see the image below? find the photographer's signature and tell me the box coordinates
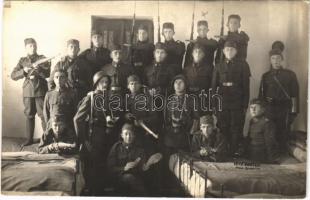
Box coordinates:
[234,160,260,170]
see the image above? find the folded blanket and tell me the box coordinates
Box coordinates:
[287,144,307,162]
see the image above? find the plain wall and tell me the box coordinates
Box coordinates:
[2,1,308,138]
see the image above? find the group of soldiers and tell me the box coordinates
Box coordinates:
[11,14,299,196]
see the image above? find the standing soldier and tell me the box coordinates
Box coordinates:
[184,20,219,67]
[74,71,119,195]
[11,38,51,146]
[143,42,176,96]
[132,25,155,80]
[43,69,78,130]
[162,22,185,73]
[216,14,249,63]
[183,43,213,115]
[79,30,112,77]
[49,39,92,102]
[101,44,134,94]
[212,40,251,157]
[259,48,299,153]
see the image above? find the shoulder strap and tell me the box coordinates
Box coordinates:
[273,75,291,100]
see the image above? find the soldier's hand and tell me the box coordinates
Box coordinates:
[84,141,92,152]
[87,91,94,96]
[125,113,135,121]
[134,119,142,127]
[124,161,139,171]
[29,75,35,80]
[200,148,208,156]
[23,66,32,73]
[32,63,39,69]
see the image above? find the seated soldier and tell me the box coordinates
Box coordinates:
[107,123,160,196]
[191,115,227,162]
[38,115,77,154]
[245,98,279,164]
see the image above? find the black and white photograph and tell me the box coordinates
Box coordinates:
[1,0,308,198]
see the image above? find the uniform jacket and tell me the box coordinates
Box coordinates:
[11,54,51,97]
[164,39,186,73]
[79,47,112,76]
[184,37,218,66]
[191,129,227,162]
[212,58,251,110]
[43,88,78,124]
[38,127,77,154]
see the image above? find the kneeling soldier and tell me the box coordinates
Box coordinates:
[245,98,279,163]
[38,115,77,154]
[191,115,227,162]
[74,71,119,195]
[11,38,51,146]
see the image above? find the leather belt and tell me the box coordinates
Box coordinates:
[111,86,122,91]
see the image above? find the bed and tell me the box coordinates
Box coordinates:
[1,137,84,196]
[169,152,306,198]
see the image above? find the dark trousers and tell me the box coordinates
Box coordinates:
[115,173,147,196]
[216,109,245,154]
[23,97,46,141]
[266,103,291,153]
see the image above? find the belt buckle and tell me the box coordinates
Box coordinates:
[223,82,233,87]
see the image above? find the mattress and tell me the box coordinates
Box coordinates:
[1,151,84,195]
[169,152,306,198]
[2,137,39,152]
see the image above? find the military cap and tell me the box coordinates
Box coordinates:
[192,43,206,52]
[272,41,285,52]
[154,42,167,51]
[138,24,148,31]
[171,74,187,89]
[228,14,241,21]
[91,30,102,36]
[269,48,283,58]
[93,71,110,87]
[24,38,36,45]
[110,43,122,52]
[51,115,66,123]
[197,20,208,27]
[127,74,141,84]
[122,123,135,132]
[250,98,267,108]
[163,22,174,30]
[200,115,214,125]
[224,40,237,49]
[67,39,80,47]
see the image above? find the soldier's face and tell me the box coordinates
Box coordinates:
[128,81,141,94]
[25,43,37,55]
[223,47,237,60]
[200,124,213,137]
[227,18,240,32]
[250,104,264,118]
[54,72,67,88]
[121,129,135,144]
[154,49,167,63]
[52,122,65,138]
[97,77,109,91]
[137,29,148,42]
[111,50,122,63]
[270,55,283,69]
[67,44,80,58]
[174,79,186,93]
[192,49,205,63]
[162,28,174,41]
[91,34,103,48]
[197,25,209,38]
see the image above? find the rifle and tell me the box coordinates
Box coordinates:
[219,0,225,61]
[124,0,136,64]
[185,0,196,43]
[27,54,59,77]
[157,0,161,42]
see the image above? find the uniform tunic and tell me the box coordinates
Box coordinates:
[184,37,218,66]
[163,39,186,73]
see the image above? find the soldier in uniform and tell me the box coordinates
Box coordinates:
[101,44,135,93]
[74,71,119,195]
[107,123,147,196]
[191,115,227,162]
[245,98,279,163]
[259,49,299,153]
[49,39,92,102]
[143,42,176,96]
[43,68,78,129]
[11,38,51,146]
[183,43,213,115]
[132,25,155,80]
[212,40,251,156]
[38,115,77,154]
[162,22,185,73]
[216,14,250,63]
[79,30,112,77]
[184,20,219,67]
